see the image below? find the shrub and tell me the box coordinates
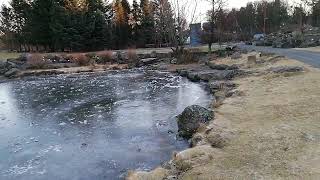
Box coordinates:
[71,53,91,66]
[85,52,99,65]
[174,49,195,64]
[127,49,139,62]
[150,50,157,58]
[97,50,114,64]
[85,52,96,59]
[127,49,139,68]
[27,53,48,69]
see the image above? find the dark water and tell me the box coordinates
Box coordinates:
[0,69,211,180]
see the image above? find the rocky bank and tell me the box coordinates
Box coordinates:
[127,51,319,180]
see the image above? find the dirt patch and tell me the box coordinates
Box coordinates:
[127,53,320,179]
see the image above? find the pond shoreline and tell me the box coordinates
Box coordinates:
[0,65,214,179]
[128,52,320,179]
[1,54,241,179]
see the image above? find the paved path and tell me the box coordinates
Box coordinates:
[239,44,320,68]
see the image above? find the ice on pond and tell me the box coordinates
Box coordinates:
[0,69,212,180]
[58,122,66,126]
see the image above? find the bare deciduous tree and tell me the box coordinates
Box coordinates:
[169,0,198,60]
[205,0,227,51]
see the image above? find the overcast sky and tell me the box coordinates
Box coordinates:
[0,0,302,22]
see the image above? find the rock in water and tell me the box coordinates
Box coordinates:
[177,105,214,138]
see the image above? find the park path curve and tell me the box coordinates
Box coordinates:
[239,44,320,68]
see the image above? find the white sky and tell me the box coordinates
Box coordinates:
[0,0,302,22]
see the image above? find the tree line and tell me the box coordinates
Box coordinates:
[0,0,175,52]
[1,0,320,52]
[204,0,320,46]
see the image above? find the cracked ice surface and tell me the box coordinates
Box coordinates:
[0,69,212,180]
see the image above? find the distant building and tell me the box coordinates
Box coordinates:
[189,23,202,46]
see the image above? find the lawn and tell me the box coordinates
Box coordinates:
[0,52,21,61]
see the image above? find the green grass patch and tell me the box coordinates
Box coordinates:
[0,52,21,61]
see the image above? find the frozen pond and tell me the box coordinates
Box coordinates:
[0,70,212,180]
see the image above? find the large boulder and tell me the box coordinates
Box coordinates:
[177,105,214,138]
[183,69,242,82]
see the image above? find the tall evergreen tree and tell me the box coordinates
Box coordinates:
[153,0,174,46]
[9,0,30,51]
[311,0,320,26]
[139,0,155,46]
[0,5,15,50]
[113,0,131,48]
[131,0,143,46]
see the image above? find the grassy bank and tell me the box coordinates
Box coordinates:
[0,52,20,61]
[128,53,320,179]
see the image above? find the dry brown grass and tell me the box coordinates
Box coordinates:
[71,53,91,66]
[26,53,47,69]
[97,50,114,64]
[128,54,320,180]
[127,49,139,62]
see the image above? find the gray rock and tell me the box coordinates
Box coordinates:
[268,66,304,73]
[197,70,237,81]
[208,81,236,94]
[4,68,20,78]
[206,62,238,70]
[138,53,151,59]
[150,51,157,58]
[230,52,242,59]
[140,58,158,66]
[184,69,242,82]
[115,52,127,64]
[0,61,6,68]
[177,105,214,138]
[17,53,31,62]
[6,60,19,68]
[170,58,177,64]
[176,69,188,77]
[0,61,7,74]
[190,133,206,147]
[187,72,200,82]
